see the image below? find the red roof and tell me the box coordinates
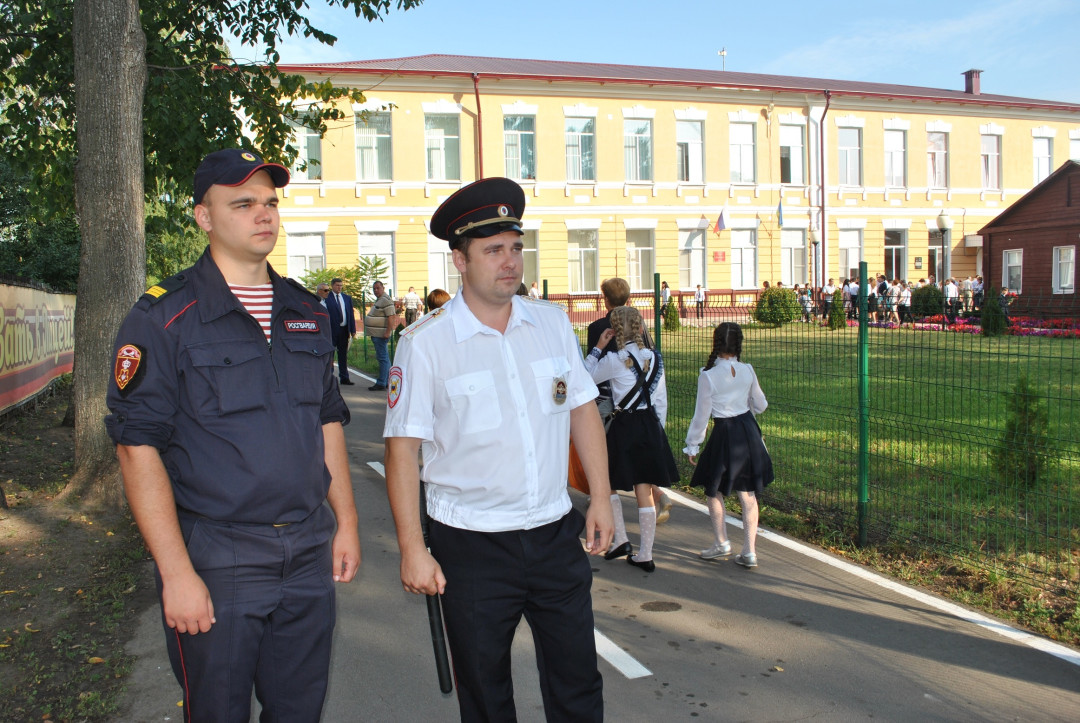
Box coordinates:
[279,54,1080,111]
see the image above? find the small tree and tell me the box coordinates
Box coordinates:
[827,289,847,329]
[662,298,681,331]
[752,287,802,326]
[298,256,389,302]
[911,284,944,319]
[980,286,1008,337]
[992,372,1050,487]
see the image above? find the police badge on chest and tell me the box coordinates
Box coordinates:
[552,376,567,406]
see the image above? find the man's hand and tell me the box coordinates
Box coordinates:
[400,545,446,596]
[161,570,216,634]
[596,328,615,350]
[584,494,614,556]
[332,525,361,583]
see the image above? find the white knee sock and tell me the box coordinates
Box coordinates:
[635,507,657,562]
[707,496,728,546]
[609,494,628,547]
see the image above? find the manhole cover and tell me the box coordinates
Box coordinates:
[640,601,682,612]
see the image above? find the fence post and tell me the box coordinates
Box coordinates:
[653,273,662,355]
[857,261,869,546]
[542,279,548,300]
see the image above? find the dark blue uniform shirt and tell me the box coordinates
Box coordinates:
[105,248,349,523]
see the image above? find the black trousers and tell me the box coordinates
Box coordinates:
[429,510,603,723]
[161,506,336,723]
[332,331,350,381]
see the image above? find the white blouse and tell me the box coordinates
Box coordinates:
[584,342,668,428]
[683,358,768,456]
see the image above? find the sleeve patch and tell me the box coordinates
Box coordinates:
[114,344,145,394]
[387,366,403,408]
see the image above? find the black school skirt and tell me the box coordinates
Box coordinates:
[606,408,680,492]
[689,411,774,497]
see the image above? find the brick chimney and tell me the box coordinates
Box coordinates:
[963,69,983,95]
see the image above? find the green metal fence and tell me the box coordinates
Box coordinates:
[564,271,1079,597]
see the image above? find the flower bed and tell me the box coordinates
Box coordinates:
[836,315,1080,337]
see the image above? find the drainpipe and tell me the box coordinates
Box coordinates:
[818,90,831,288]
[472,73,484,178]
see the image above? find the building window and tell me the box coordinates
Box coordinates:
[928,231,945,282]
[504,115,536,180]
[837,229,863,281]
[565,118,596,181]
[355,112,392,181]
[1071,138,1080,161]
[288,119,322,181]
[884,230,906,282]
[981,134,1002,190]
[1053,246,1075,294]
[568,229,599,292]
[521,230,539,288]
[425,114,460,181]
[780,230,807,286]
[729,123,756,184]
[883,130,906,188]
[358,232,395,291]
[1033,137,1053,184]
[428,235,461,296]
[286,233,325,280]
[730,229,757,289]
[625,229,655,291]
[1003,249,1022,293]
[678,228,706,289]
[838,128,862,186]
[676,120,704,183]
[623,119,653,182]
[926,131,948,189]
[780,124,805,185]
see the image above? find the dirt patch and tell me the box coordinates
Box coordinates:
[0,387,154,721]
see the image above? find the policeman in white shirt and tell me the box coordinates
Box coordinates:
[383,177,614,722]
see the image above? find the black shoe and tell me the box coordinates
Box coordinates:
[340,379,354,385]
[604,541,632,561]
[626,556,655,573]
[368,384,387,391]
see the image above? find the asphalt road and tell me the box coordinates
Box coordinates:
[118,372,1080,722]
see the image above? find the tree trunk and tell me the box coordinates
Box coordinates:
[64,0,147,507]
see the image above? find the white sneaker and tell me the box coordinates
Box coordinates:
[699,540,732,560]
[734,553,758,568]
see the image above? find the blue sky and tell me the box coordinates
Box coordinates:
[241,0,1080,103]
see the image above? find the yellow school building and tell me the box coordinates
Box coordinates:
[272,55,1080,298]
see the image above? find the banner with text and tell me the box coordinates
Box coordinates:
[0,284,76,413]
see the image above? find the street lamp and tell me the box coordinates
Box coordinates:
[809,228,820,290]
[937,210,954,326]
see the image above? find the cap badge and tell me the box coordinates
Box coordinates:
[552,376,567,406]
[498,205,509,217]
[241,152,257,161]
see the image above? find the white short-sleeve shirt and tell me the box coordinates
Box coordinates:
[384,293,598,532]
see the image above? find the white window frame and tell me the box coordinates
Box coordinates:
[424,114,461,182]
[625,229,655,291]
[780,229,807,286]
[623,118,653,182]
[1053,246,1074,294]
[285,232,325,280]
[981,134,1002,190]
[676,120,704,184]
[568,228,600,292]
[565,117,596,182]
[729,122,756,184]
[521,229,540,287]
[779,124,805,185]
[1033,136,1053,185]
[427,233,461,296]
[1003,249,1023,294]
[504,115,537,181]
[288,119,322,182]
[357,230,396,292]
[1071,131,1080,161]
[837,127,862,187]
[355,111,392,182]
[678,227,707,290]
[837,229,864,281]
[883,129,906,189]
[730,229,757,290]
[927,131,949,189]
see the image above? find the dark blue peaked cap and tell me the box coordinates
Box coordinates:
[430,177,525,249]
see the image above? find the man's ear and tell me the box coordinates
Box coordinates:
[451,248,468,274]
[194,203,212,233]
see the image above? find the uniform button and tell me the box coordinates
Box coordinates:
[224,358,232,365]
[469,385,475,391]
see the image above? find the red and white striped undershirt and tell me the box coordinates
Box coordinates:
[229,284,273,342]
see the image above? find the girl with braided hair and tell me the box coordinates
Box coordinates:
[684,322,773,568]
[585,305,678,573]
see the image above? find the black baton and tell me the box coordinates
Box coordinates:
[420,482,454,695]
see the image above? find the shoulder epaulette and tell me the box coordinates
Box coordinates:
[283,276,319,300]
[521,296,564,310]
[399,306,448,338]
[140,273,187,305]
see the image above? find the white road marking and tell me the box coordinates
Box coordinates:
[366,460,654,678]
[663,488,1080,667]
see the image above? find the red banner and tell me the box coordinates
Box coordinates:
[0,284,76,413]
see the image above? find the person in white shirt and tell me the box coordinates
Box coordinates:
[528,280,541,299]
[584,305,678,573]
[944,277,960,322]
[383,177,613,722]
[684,322,773,568]
[402,286,422,325]
[822,278,837,318]
[694,284,706,320]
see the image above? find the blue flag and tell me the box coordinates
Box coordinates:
[777,200,784,229]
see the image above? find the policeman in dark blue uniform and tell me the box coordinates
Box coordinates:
[106,149,360,722]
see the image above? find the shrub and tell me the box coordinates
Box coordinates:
[752,287,802,326]
[827,289,847,329]
[911,284,944,319]
[662,299,681,331]
[979,286,1008,336]
[991,371,1050,487]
